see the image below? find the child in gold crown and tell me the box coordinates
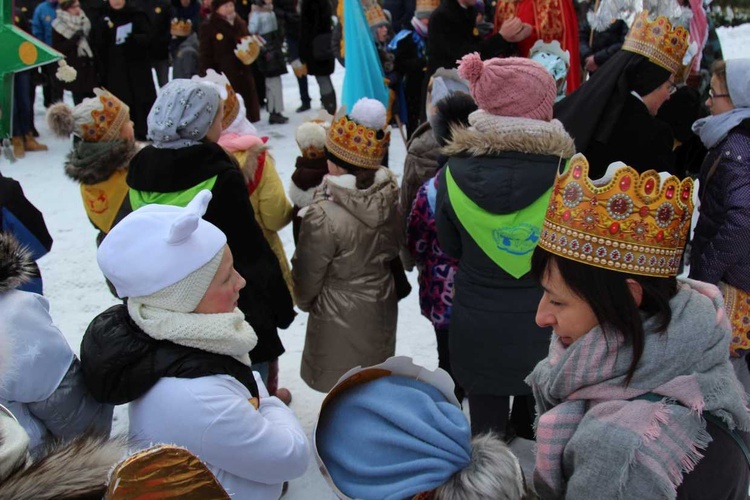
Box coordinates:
[47,88,137,257]
[292,98,403,392]
[289,120,329,244]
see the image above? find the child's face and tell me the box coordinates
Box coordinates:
[204,101,225,143]
[376,25,388,43]
[118,116,135,141]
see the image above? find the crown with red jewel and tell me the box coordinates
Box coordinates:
[538,154,695,277]
[622,10,689,75]
[80,89,130,143]
[170,18,192,37]
[326,105,390,171]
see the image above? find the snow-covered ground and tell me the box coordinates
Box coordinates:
[1,24,746,498]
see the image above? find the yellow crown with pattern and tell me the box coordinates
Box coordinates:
[622,10,689,75]
[221,83,240,130]
[362,0,388,28]
[326,112,390,170]
[170,18,192,37]
[80,89,130,143]
[538,154,695,277]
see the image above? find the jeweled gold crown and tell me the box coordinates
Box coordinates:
[170,18,192,37]
[539,154,695,277]
[362,0,387,28]
[326,114,390,170]
[80,89,130,143]
[622,10,689,75]
[221,83,239,130]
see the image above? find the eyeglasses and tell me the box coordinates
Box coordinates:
[708,88,730,100]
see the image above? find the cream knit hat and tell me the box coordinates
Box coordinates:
[97,190,227,303]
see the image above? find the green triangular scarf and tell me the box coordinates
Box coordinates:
[445,166,551,279]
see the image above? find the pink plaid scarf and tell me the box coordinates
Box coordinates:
[526,279,750,499]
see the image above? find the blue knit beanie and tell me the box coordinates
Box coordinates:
[316,375,472,500]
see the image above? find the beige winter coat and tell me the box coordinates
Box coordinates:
[292,168,402,392]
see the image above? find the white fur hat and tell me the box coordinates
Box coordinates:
[97,190,227,299]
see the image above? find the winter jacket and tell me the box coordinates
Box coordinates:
[199,14,261,122]
[407,172,458,330]
[289,155,328,244]
[399,120,441,244]
[90,3,156,140]
[584,93,676,180]
[131,0,172,61]
[578,18,628,70]
[391,29,427,138]
[80,305,310,499]
[426,0,512,76]
[436,122,575,395]
[248,4,287,78]
[231,142,294,297]
[690,119,750,293]
[32,0,56,45]
[51,18,98,95]
[0,236,112,452]
[168,0,201,57]
[0,173,52,295]
[126,142,294,364]
[292,168,402,392]
[298,0,335,76]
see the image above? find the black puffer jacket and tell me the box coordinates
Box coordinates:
[690,119,750,292]
[436,121,575,395]
[80,305,259,405]
[126,142,294,364]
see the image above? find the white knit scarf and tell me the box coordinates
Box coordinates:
[52,10,94,58]
[127,300,257,366]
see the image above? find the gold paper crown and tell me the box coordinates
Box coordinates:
[326,114,390,170]
[362,0,388,28]
[415,0,438,17]
[538,154,695,277]
[80,89,130,143]
[622,10,689,74]
[170,18,192,37]
[221,83,239,130]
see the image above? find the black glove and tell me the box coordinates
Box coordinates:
[72,30,85,41]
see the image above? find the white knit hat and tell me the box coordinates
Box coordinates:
[98,190,227,300]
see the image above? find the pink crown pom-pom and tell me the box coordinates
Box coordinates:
[457,52,484,83]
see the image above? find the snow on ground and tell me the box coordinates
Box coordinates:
[1,24,746,498]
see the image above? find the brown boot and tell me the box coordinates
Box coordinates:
[11,136,25,159]
[24,133,48,152]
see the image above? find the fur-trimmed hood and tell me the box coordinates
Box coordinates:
[316,168,400,229]
[441,119,572,214]
[65,140,138,185]
[0,234,35,294]
[441,118,575,158]
[0,434,127,499]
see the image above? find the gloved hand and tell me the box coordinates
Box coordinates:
[499,16,532,43]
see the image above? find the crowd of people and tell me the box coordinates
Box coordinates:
[1,0,750,498]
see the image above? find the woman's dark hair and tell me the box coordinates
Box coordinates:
[530,247,678,384]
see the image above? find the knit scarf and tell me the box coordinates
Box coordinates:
[52,10,93,58]
[292,156,328,190]
[127,301,257,367]
[692,107,750,149]
[526,279,750,499]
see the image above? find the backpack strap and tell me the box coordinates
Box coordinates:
[630,392,750,468]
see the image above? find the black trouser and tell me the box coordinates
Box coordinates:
[468,393,536,440]
[435,327,464,401]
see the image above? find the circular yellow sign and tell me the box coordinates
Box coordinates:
[18,41,38,66]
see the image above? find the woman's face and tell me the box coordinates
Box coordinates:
[194,246,246,314]
[66,1,82,15]
[706,74,735,116]
[642,75,675,116]
[204,101,224,143]
[216,1,235,18]
[535,260,599,346]
[376,25,388,43]
[109,0,125,10]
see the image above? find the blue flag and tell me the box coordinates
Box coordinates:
[341,0,389,110]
